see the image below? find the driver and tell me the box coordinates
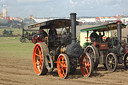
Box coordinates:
[90,30,99,42]
[32,27,48,44]
[38,28,48,38]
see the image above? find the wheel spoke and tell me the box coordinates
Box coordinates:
[62,69,65,76]
[86,62,90,67]
[35,53,40,57]
[110,64,112,68]
[62,57,65,63]
[35,55,42,72]
[112,61,115,64]
[111,57,114,61]
[112,64,115,69]
[35,61,39,66]
[35,60,42,72]
[108,63,111,67]
[37,46,42,55]
[85,67,89,74]
[40,57,43,62]
[108,57,111,61]
[59,59,63,66]
[89,49,92,54]
[39,64,42,70]
[63,63,67,68]
[58,67,62,73]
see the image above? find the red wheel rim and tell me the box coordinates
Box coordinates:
[33,43,43,74]
[57,55,67,78]
[80,54,91,77]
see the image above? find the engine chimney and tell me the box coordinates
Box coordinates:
[117,21,122,47]
[66,13,83,58]
[70,13,76,43]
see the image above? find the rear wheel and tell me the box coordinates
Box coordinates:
[33,43,48,75]
[106,53,117,72]
[124,53,128,70]
[80,53,93,77]
[57,54,70,79]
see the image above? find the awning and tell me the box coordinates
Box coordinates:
[28,19,79,29]
[80,23,126,32]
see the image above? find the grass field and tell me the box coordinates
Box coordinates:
[0,37,34,59]
[0,27,34,60]
[0,28,22,35]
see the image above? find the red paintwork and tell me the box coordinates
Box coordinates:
[126,49,128,54]
[93,41,108,50]
[32,36,43,44]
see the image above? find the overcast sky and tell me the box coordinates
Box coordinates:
[0,0,127,18]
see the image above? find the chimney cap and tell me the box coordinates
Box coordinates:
[70,13,77,15]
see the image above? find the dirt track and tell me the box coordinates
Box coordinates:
[1,55,128,85]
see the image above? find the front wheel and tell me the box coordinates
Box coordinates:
[80,53,93,77]
[106,53,118,72]
[57,54,70,79]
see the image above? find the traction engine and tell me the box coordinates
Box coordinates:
[32,13,93,79]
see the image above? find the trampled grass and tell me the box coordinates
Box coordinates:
[0,37,35,59]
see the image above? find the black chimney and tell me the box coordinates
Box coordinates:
[117,22,122,47]
[66,13,83,58]
[70,13,76,43]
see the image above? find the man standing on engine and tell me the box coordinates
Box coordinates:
[38,27,48,38]
[32,27,48,44]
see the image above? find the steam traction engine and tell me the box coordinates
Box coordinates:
[30,13,93,79]
[80,21,128,73]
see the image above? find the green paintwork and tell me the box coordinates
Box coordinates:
[80,23,126,32]
[81,25,107,32]
[83,42,92,48]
